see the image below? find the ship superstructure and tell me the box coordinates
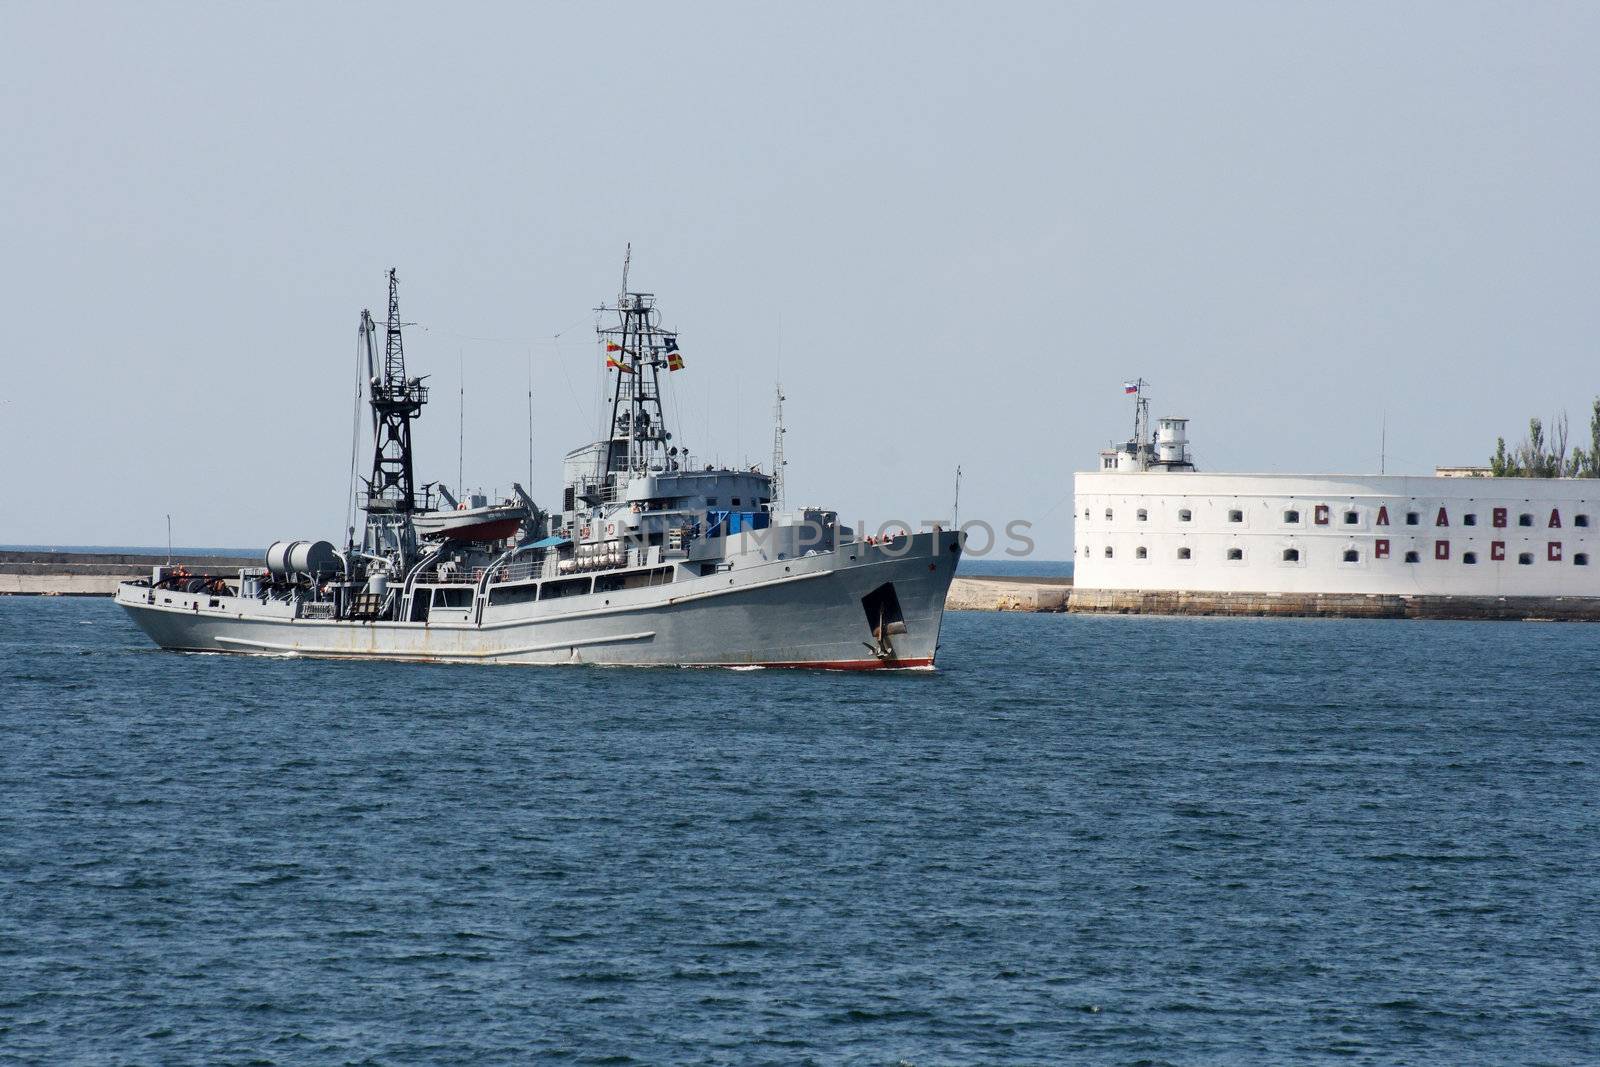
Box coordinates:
[116,266,960,667]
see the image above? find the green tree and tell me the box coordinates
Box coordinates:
[1491,436,1513,476]
[1589,398,1600,477]
[1490,398,1600,477]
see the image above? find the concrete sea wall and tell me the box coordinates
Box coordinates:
[946,575,1072,613]
[0,551,256,596]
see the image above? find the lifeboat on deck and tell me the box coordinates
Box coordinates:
[412,496,529,543]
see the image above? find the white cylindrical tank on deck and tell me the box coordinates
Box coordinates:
[266,539,339,577]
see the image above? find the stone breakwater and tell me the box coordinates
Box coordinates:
[0,551,256,596]
[946,575,1073,612]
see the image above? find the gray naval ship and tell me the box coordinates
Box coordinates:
[117,268,961,668]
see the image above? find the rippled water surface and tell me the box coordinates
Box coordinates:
[3,598,1598,1064]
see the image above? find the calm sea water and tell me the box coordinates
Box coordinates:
[2,598,1597,1065]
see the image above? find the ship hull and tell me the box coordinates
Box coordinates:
[116,531,959,669]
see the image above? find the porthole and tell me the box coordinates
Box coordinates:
[1462,552,1477,565]
[1282,548,1300,562]
[1403,551,1420,563]
[1342,549,1358,562]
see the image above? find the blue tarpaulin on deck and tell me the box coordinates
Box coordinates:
[524,535,570,548]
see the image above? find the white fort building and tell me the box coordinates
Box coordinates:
[1072,386,1600,613]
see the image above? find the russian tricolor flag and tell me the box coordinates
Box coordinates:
[1123,381,1139,395]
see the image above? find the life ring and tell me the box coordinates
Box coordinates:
[580,525,591,538]
[457,502,469,511]
[606,522,616,537]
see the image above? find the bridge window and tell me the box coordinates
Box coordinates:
[488,582,539,607]
[540,576,594,600]
[1282,548,1300,562]
[1226,548,1243,561]
[1283,509,1300,524]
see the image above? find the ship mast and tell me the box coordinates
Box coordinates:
[365,268,428,514]
[596,248,673,479]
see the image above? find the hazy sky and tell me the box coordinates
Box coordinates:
[3,2,1597,557]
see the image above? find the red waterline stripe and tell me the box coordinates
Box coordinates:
[738,657,935,671]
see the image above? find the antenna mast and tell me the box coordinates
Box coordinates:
[1127,377,1151,469]
[771,382,787,509]
[458,350,464,496]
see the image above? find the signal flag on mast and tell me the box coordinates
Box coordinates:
[665,336,685,372]
[604,341,634,373]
